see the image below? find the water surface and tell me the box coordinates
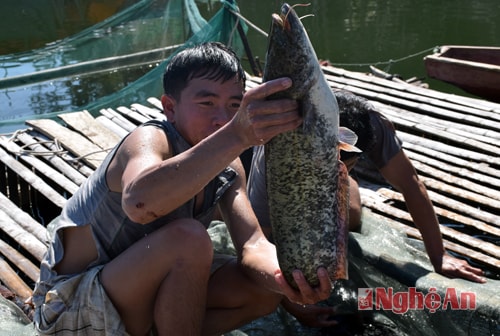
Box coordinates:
[0,0,499,133]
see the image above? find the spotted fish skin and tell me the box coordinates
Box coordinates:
[263,3,349,288]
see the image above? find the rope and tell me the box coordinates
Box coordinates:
[6,129,111,162]
[330,46,438,70]
[227,8,268,38]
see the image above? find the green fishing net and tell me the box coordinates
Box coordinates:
[82,0,247,115]
[0,0,246,132]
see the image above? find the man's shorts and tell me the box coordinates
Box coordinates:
[35,265,126,335]
[35,255,236,335]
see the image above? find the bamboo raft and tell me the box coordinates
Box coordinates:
[0,66,499,306]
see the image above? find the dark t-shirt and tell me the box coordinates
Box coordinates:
[363,111,402,169]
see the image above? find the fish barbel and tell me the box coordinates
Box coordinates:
[263,3,357,288]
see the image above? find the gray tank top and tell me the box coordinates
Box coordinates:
[34,120,236,305]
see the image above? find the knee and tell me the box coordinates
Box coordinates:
[158,219,213,264]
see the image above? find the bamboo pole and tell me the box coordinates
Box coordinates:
[0,239,40,283]
[0,136,79,195]
[0,209,46,262]
[32,132,95,178]
[366,211,500,270]
[116,106,150,125]
[96,116,129,139]
[99,108,137,132]
[0,192,47,244]
[323,65,500,116]
[0,146,67,208]
[360,188,500,261]
[0,258,33,301]
[14,132,88,186]
[25,119,106,170]
[131,103,166,121]
[400,136,499,178]
[378,187,500,236]
[403,146,500,189]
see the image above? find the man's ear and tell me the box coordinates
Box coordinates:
[161,94,176,121]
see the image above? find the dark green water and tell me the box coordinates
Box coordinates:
[0,0,499,133]
[235,0,500,93]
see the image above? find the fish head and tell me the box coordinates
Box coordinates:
[263,3,321,102]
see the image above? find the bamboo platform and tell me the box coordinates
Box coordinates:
[0,66,499,306]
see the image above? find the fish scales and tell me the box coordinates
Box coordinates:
[263,3,349,288]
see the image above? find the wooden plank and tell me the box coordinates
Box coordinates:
[357,165,499,226]
[331,77,500,128]
[0,136,79,195]
[0,146,67,208]
[248,69,500,115]
[147,97,163,110]
[406,148,500,192]
[0,257,33,300]
[58,110,121,151]
[425,188,499,226]
[373,101,500,144]
[25,119,106,169]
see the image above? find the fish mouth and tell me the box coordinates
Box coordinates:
[272,3,298,31]
[264,2,318,102]
[271,13,285,30]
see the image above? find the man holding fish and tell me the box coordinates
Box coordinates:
[32,42,332,335]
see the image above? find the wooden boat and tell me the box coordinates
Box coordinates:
[424,45,500,102]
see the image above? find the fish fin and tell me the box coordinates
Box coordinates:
[339,142,362,153]
[339,126,362,153]
[339,126,358,146]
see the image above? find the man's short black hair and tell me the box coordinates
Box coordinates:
[162,42,246,100]
[335,90,376,158]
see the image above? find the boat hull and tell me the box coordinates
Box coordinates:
[424,45,500,102]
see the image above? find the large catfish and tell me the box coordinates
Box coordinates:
[263,3,358,288]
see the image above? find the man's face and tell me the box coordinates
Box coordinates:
[163,76,244,145]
